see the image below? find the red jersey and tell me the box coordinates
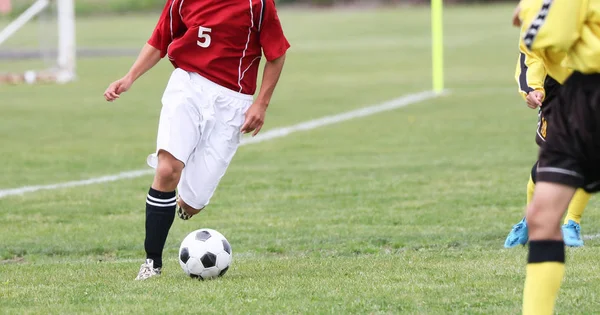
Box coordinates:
[148,0,290,95]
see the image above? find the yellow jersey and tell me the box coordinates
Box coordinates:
[522,0,600,74]
[514,0,573,101]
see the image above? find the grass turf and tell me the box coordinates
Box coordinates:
[1,4,600,314]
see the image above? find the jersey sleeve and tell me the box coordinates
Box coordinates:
[259,0,290,61]
[148,0,187,58]
[515,30,547,100]
[522,0,586,52]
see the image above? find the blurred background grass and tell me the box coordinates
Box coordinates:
[4,0,513,17]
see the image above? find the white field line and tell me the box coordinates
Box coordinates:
[583,233,600,241]
[0,90,446,199]
[25,253,260,266]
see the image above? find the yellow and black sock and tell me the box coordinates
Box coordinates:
[523,240,565,315]
[527,162,537,205]
[563,188,591,225]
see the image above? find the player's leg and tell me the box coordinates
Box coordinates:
[521,73,594,314]
[504,162,537,248]
[136,150,183,280]
[544,81,589,247]
[177,88,252,219]
[137,69,200,280]
[561,188,590,247]
[523,182,575,315]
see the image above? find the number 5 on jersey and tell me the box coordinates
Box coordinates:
[197,27,212,48]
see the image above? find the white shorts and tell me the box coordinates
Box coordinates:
[147,68,253,209]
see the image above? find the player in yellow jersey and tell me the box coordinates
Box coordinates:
[518,0,600,313]
[504,2,591,248]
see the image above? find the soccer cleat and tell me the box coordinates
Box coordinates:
[562,220,584,247]
[177,206,193,220]
[135,259,161,280]
[504,217,529,248]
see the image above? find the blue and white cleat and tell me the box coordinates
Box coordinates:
[562,220,584,247]
[504,217,529,248]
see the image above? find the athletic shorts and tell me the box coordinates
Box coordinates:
[537,72,600,192]
[535,76,561,146]
[147,68,253,209]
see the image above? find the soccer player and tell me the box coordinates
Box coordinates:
[504,2,591,248]
[103,0,289,280]
[519,0,600,313]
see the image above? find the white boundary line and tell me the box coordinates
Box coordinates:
[0,90,446,199]
[583,233,600,241]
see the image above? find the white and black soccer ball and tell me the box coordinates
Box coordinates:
[178,228,232,280]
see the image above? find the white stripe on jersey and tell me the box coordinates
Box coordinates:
[237,0,255,93]
[169,0,176,40]
[240,56,261,83]
[179,0,185,21]
[258,0,264,32]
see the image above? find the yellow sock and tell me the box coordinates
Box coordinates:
[527,175,535,205]
[563,188,591,225]
[523,262,565,314]
[523,241,565,315]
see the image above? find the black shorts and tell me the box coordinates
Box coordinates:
[537,72,600,192]
[535,76,561,146]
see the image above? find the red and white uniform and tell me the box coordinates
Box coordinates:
[146,0,289,209]
[148,0,290,95]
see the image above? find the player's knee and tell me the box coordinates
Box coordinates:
[155,162,182,186]
[526,201,562,239]
[526,203,546,238]
[526,202,542,226]
[155,151,184,184]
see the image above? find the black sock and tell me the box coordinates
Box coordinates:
[144,188,176,269]
[528,240,565,263]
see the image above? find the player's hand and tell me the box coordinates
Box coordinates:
[241,103,267,137]
[526,91,544,109]
[512,4,522,27]
[104,76,133,102]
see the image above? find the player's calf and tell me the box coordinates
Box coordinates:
[142,150,184,274]
[523,182,574,315]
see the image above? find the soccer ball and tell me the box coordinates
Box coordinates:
[178,228,232,280]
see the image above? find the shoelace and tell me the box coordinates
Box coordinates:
[512,223,525,232]
[573,224,581,232]
[568,223,581,234]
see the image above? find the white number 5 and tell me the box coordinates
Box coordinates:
[197,26,212,48]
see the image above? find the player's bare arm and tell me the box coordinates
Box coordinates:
[241,53,287,136]
[104,43,162,102]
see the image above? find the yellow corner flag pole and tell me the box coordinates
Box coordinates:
[431,0,444,94]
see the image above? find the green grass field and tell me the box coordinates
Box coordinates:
[2,4,600,314]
